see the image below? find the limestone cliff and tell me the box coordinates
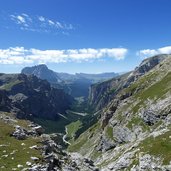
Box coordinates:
[69,54,171,170]
[88,54,168,111]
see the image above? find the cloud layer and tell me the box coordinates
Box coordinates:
[8,13,74,34]
[0,47,128,65]
[137,46,171,58]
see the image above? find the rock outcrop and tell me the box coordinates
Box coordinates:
[0,73,73,120]
[88,54,168,111]
[21,64,62,84]
[69,54,171,170]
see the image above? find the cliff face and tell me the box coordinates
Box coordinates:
[0,74,73,120]
[88,73,130,111]
[89,54,168,111]
[69,54,171,170]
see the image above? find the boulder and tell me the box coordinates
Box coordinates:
[141,110,160,125]
[12,126,27,140]
[33,126,44,135]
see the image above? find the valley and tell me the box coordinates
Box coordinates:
[1,1,171,170]
[0,54,171,170]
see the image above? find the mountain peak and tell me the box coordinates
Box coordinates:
[21,64,61,84]
[35,64,48,69]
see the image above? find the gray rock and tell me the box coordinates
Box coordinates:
[96,135,116,152]
[12,126,27,140]
[33,126,44,135]
[141,110,160,125]
[113,126,136,143]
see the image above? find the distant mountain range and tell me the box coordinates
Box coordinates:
[22,64,119,98]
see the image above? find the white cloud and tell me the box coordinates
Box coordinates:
[158,46,171,54]
[9,13,74,34]
[38,16,45,22]
[10,15,25,24]
[37,16,73,30]
[48,20,55,26]
[16,16,25,23]
[0,47,128,65]
[10,14,32,27]
[137,46,171,58]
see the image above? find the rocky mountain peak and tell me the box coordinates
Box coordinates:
[134,54,168,75]
[88,54,170,112]
[21,64,61,84]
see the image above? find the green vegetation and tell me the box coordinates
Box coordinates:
[124,71,158,95]
[106,126,113,139]
[68,134,87,152]
[0,120,42,171]
[88,122,100,133]
[108,88,116,94]
[0,80,22,91]
[127,158,139,170]
[130,72,171,114]
[66,120,82,140]
[71,96,95,114]
[33,117,70,134]
[140,129,171,165]
[90,149,102,160]
[126,117,142,129]
[126,117,150,131]
[33,109,85,134]
[136,72,171,100]
[68,122,101,152]
[151,120,163,130]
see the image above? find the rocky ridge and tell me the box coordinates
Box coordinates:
[88,54,168,111]
[0,73,73,120]
[68,54,171,170]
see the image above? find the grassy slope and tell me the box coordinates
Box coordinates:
[68,57,171,167]
[0,113,43,170]
[66,120,82,142]
[0,80,22,91]
[140,129,171,165]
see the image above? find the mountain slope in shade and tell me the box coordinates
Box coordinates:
[21,65,118,98]
[0,73,73,120]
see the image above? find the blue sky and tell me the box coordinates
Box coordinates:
[0,0,171,73]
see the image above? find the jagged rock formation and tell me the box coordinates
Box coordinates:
[68,54,171,170]
[0,73,73,120]
[22,64,62,84]
[89,54,168,111]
